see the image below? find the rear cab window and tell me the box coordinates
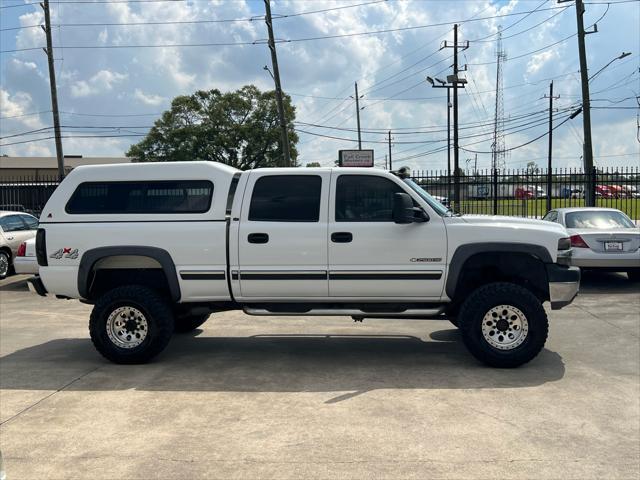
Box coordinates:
[65,180,214,215]
[248,175,322,222]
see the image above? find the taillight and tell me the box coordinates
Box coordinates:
[17,242,27,257]
[570,234,589,248]
[36,228,48,266]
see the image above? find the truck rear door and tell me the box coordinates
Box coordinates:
[236,171,330,299]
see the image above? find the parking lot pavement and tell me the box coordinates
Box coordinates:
[0,274,638,480]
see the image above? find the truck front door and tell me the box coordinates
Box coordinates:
[327,172,446,300]
[237,171,330,299]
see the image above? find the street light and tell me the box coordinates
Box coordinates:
[426,75,465,202]
[589,52,632,82]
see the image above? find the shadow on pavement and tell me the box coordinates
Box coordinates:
[578,271,638,295]
[0,330,565,396]
[0,276,30,292]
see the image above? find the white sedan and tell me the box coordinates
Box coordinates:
[14,237,38,275]
[542,207,640,281]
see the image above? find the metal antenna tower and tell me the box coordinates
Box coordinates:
[492,26,506,171]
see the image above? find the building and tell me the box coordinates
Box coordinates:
[0,155,131,181]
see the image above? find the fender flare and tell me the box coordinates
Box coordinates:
[446,242,553,299]
[77,246,181,302]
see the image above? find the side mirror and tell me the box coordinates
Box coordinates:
[393,192,428,224]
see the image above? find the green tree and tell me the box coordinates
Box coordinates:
[127,85,298,168]
[305,162,321,168]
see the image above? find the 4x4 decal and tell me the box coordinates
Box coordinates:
[50,248,79,260]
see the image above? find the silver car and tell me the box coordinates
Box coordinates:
[0,210,39,279]
[542,207,640,281]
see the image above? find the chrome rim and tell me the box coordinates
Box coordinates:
[106,306,148,349]
[0,253,8,277]
[481,305,529,351]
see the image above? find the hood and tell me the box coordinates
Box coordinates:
[460,214,567,232]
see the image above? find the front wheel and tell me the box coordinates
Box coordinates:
[458,282,548,368]
[89,285,174,364]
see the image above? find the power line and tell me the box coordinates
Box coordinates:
[1,4,574,53]
[1,0,387,30]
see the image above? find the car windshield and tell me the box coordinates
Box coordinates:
[402,179,451,216]
[565,210,636,229]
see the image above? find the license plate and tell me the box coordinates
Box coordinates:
[605,241,623,251]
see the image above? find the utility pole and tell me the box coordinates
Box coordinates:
[453,24,460,210]
[561,0,597,205]
[42,0,64,180]
[544,81,560,212]
[355,82,362,150]
[264,0,291,167]
[388,130,392,170]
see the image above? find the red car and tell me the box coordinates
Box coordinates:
[608,185,626,198]
[515,187,534,199]
[595,185,615,198]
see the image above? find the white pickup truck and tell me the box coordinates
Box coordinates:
[29,162,580,367]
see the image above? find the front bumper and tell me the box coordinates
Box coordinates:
[546,264,581,310]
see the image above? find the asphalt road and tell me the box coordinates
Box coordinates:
[1,273,639,479]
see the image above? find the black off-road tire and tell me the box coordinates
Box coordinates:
[174,314,210,333]
[627,269,640,282]
[89,285,174,364]
[458,282,549,368]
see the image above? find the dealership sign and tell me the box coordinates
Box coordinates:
[338,149,374,167]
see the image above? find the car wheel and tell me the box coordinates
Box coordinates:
[458,282,548,368]
[0,251,10,279]
[89,285,174,364]
[174,314,210,333]
[627,269,640,282]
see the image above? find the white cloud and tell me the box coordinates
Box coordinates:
[70,70,128,97]
[133,88,165,106]
[526,50,558,75]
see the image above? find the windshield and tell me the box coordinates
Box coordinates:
[565,210,636,229]
[402,179,450,216]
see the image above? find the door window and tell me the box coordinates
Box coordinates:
[335,175,404,222]
[19,214,39,230]
[542,211,557,222]
[0,215,28,232]
[249,175,322,222]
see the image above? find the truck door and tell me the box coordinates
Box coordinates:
[327,172,446,300]
[237,171,330,299]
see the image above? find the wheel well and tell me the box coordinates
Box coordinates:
[452,252,549,306]
[86,255,171,301]
[0,246,12,261]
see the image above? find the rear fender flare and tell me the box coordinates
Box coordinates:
[77,246,181,302]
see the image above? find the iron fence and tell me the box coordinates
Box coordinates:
[411,166,640,220]
[0,176,60,217]
[0,167,639,219]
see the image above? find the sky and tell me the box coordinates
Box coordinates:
[1,0,639,171]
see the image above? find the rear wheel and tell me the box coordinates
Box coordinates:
[0,251,10,279]
[89,285,174,364]
[174,314,210,333]
[458,282,548,368]
[627,269,640,282]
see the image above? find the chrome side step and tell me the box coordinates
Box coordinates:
[243,307,445,318]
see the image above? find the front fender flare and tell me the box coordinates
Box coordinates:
[446,242,553,299]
